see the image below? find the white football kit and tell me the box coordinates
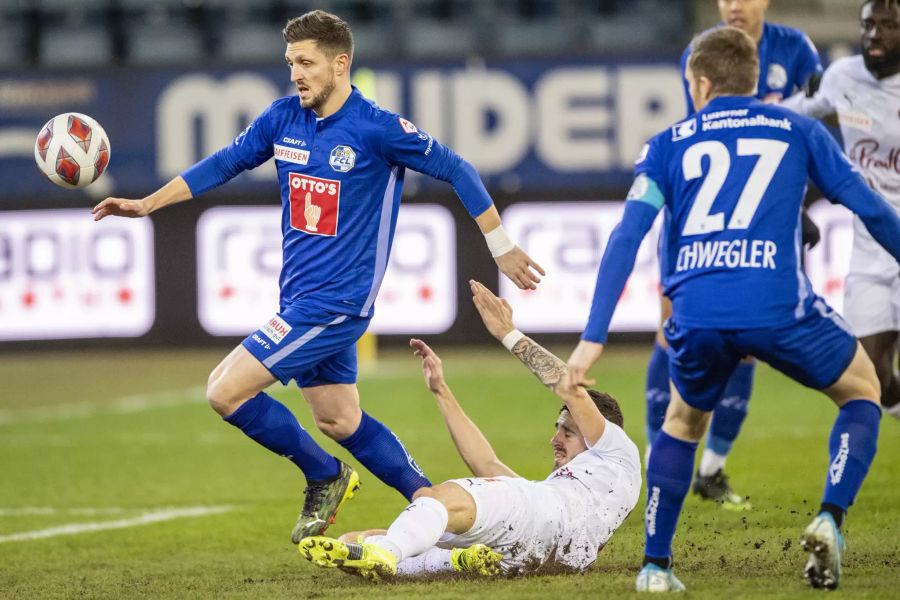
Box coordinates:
[443,421,641,574]
[784,56,900,337]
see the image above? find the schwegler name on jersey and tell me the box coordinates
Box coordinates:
[582,96,900,343]
[181,86,492,318]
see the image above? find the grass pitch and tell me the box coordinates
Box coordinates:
[1,345,898,599]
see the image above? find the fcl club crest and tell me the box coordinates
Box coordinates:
[329,145,356,173]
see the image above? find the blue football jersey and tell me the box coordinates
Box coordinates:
[182,87,491,318]
[637,96,860,329]
[681,22,822,114]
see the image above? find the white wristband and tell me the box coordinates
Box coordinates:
[484,225,516,258]
[501,329,525,351]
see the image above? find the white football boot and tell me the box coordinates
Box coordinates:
[636,563,686,593]
[800,512,845,590]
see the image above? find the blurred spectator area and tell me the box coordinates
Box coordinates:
[1,0,692,69]
[0,0,865,70]
[696,0,863,46]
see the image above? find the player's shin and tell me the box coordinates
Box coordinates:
[644,431,698,563]
[392,546,456,575]
[369,496,449,562]
[338,411,431,500]
[223,392,340,481]
[645,342,670,455]
[821,399,881,524]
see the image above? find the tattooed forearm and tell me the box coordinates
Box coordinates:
[511,336,568,391]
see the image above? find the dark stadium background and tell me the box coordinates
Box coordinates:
[0,0,860,351]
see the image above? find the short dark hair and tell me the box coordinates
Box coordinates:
[862,0,900,14]
[559,389,624,428]
[688,26,758,97]
[283,10,353,59]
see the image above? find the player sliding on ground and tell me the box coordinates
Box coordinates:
[298,280,640,578]
[565,26,900,592]
[91,10,543,545]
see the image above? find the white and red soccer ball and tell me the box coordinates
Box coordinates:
[34,112,111,189]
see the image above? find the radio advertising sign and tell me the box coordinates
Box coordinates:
[499,200,855,333]
[0,209,154,340]
[196,204,456,336]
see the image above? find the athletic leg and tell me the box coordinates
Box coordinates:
[693,357,755,509]
[645,297,672,461]
[639,324,738,592]
[304,383,432,501]
[207,344,340,481]
[743,306,881,590]
[794,344,881,590]
[299,482,478,578]
[860,331,900,412]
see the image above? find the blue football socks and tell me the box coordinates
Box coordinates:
[822,399,880,513]
[339,411,431,501]
[645,342,671,446]
[645,431,698,560]
[706,361,755,456]
[224,392,340,482]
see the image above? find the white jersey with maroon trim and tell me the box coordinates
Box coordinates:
[784,55,900,278]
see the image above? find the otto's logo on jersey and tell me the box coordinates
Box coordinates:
[289,173,340,236]
[261,314,292,344]
[329,145,356,173]
[274,144,310,166]
[398,117,418,134]
[671,119,696,141]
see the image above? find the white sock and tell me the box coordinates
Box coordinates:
[369,496,449,562]
[394,546,455,576]
[699,448,727,477]
[885,402,900,419]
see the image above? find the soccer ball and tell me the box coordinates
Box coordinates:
[34,112,111,189]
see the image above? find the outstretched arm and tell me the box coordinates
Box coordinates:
[92,175,192,221]
[409,338,518,478]
[94,103,276,222]
[470,279,566,390]
[469,280,606,444]
[572,183,661,385]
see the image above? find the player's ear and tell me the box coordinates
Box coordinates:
[333,53,350,77]
[699,75,714,103]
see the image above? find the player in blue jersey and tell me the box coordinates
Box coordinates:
[643,0,826,507]
[564,27,900,591]
[91,10,544,545]
[681,0,822,113]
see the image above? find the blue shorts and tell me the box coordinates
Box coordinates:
[664,298,858,412]
[242,303,370,388]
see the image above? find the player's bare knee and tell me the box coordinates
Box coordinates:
[412,485,436,501]
[314,414,358,440]
[206,374,242,416]
[663,410,709,442]
[428,482,477,533]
